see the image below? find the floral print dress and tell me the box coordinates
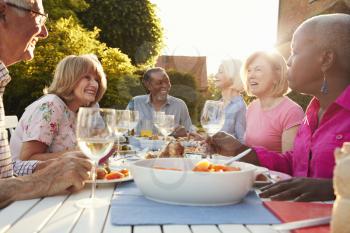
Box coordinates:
[10,94,77,160]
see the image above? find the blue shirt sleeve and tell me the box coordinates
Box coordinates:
[126,99,134,110]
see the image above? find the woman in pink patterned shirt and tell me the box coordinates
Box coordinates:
[10,54,107,161]
[207,14,350,201]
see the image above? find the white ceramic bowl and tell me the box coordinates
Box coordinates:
[130,158,256,206]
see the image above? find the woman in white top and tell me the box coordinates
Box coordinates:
[214,58,246,143]
[10,54,107,161]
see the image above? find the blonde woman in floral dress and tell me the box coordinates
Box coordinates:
[10,54,107,161]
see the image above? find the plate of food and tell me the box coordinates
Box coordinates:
[86,166,133,184]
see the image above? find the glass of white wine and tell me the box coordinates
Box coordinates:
[200,100,225,136]
[76,107,115,208]
[114,110,130,163]
[128,110,139,135]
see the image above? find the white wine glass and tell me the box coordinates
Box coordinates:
[153,111,165,137]
[128,110,139,135]
[157,114,175,142]
[76,107,115,208]
[200,100,225,136]
[114,110,130,163]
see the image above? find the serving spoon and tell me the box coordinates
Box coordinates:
[223,148,252,166]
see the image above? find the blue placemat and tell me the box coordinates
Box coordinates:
[110,182,280,226]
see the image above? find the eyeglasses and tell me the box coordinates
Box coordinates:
[6,2,48,26]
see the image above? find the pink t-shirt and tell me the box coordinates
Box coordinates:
[245,97,304,152]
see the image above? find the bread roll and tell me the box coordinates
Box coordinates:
[331,142,350,233]
[159,141,184,158]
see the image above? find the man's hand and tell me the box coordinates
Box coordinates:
[32,155,92,196]
[34,150,88,172]
[259,177,335,201]
[172,126,187,138]
[205,132,247,156]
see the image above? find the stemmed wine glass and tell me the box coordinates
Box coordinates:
[153,111,165,137]
[155,114,175,142]
[128,110,139,135]
[200,100,225,137]
[114,110,130,162]
[76,107,115,208]
[200,101,225,158]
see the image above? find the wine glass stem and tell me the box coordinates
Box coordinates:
[116,136,120,156]
[91,161,97,199]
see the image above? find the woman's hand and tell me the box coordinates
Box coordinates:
[205,132,247,156]
[259,177,335,201]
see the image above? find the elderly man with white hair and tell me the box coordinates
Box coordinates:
[0,0,91,208]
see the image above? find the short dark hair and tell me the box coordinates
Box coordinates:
[142,67,169,93]
[142,67,168,82]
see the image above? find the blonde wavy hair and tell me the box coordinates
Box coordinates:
[219,58,244,92]
[241,51,289,97]
[46,54,107,106]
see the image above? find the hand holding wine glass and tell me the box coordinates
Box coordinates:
[76,107,115,208]
[200,100,225,137]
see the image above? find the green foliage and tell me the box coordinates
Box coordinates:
[78,0,164,66]
[206,74,221,100]
[43,0,89,21]
[5,17,134,117]
[166,70,200,123]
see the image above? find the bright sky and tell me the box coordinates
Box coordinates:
[149,0,279,75]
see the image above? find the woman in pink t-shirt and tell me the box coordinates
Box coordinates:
[242,51,304,153]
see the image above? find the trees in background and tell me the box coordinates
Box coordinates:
[167,70,201,123]
[5,17,135,116]
[78,0,164,67]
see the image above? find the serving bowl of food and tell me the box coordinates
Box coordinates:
[130,158,257,206]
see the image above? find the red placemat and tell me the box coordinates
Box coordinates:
[263,201,332,233]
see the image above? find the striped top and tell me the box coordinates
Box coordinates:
[0,61,38,178]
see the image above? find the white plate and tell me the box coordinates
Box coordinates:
[113,150,137,156]
[86,175,133,184]
[86,165,133,184]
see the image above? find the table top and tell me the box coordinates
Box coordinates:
[0,183,286,233]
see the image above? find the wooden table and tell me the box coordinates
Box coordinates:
[0,183,284,233]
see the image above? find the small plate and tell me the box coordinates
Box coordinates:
[86,175,133,184]
[86,165,133,184]
[114,150,137,155]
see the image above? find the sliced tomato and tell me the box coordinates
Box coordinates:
[105,171,125,180]
[119,168,129,176]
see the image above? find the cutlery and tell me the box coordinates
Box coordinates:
[224,148,252,165]
[273,216,331,231]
